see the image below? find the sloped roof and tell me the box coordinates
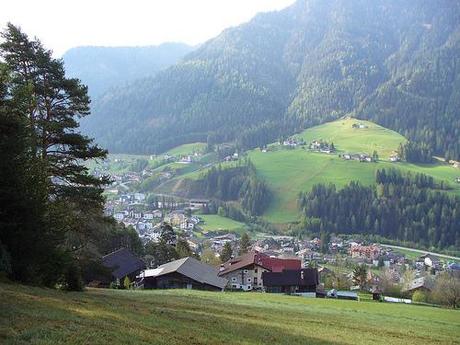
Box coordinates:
[263,268,319,287]
[218,251,301,276]
[403,276,435,292]
[143,257,228,289]
[102,248,145,279]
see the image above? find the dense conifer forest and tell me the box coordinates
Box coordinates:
[298,169,460,251]
[83,0,460,162]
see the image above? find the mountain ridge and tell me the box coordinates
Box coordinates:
[83,0,460,160]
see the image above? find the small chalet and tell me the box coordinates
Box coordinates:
[218,251,301,291]
[139,257,227,291]
[403,276,435,294]
[102,248,146,284]
[262,268,319,294]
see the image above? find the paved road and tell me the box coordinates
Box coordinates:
[380,244,460,261]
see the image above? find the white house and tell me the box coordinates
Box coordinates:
[114,213,124,221]
[144,213,154,220]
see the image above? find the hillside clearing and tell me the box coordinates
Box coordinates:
[1,283,459,345]
[198,214,247,234]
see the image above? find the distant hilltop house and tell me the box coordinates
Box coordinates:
[389,154,401,162]
[138,257,228,291]
[178,155,193,164]
[309,139,335,153]
[448,160,460,169]
[352,122,368,129]
[283,137,305,147]
[218,251,301,291]
[224,152,239,161]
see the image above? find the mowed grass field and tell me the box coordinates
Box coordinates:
[198,214,247,233]
[1,283,459,345]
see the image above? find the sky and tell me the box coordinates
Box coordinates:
[0,0,296,57]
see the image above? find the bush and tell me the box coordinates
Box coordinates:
[0,242,12,275]
[63,262,84,291]
[123,276,131,289]
[412,290,428,303]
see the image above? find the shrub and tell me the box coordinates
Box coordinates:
[63,262,84,291]
[123,276,131,289]
[412,290,428,303]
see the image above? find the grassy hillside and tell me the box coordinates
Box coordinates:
[299,118,406,159]
[1,283,459,345]
[246,119,460,223]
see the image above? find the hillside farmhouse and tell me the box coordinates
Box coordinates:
[102,248,145,285]
[262,268,319,294]
[139,257,227,291]
[218,251,301,291]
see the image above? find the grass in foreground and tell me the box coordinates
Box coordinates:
[1,283,459,345]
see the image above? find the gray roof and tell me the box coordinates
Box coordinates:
[403,276,435,292]
[142,257,228,289]
[102,248,145,279]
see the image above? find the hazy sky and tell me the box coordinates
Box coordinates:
[0,0,296,57]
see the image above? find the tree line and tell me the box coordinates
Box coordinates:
[298,169,460,251]
[192,159,271,217]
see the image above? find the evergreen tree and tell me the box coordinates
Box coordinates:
[220,242,233,263]
[176,237,192,258]
[352,265,368,290]
[239,233,251,255]
[0,24,111,288]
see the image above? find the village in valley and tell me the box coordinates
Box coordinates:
[86,119,460,305]
[97,169,460,303]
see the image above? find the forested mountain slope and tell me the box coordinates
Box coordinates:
[63,43,193,97]
[84,0,460,159]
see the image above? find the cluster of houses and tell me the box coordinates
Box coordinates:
[309,140,335,154]
[282,137,306,148]
[340,153,374,162]
[101,248,319,294]
[223,152,239,162]
[97,234,459,303]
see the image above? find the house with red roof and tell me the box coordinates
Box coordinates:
[218,251,301,291]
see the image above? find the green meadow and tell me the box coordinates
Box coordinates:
[197,214,247,234]
[298,118,406,159]
[1,283,459,345]
[245,119,460,223]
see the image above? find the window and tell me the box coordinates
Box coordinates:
[232,284,238,288]
[231,277,237,282]
[254,268,258,273]
[247,278,252,283]
[243,269,248,274]
[254,277,258,284]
